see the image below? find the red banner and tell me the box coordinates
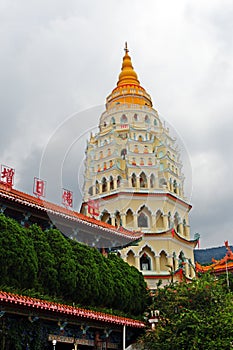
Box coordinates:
[1,164,15,188]
[33,177,46,197]
[87,199,99,216]
[62,189,73,208]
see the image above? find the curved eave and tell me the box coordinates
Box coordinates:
[0,291,145,328]
[0,184,143,244]
[145,228,198,247]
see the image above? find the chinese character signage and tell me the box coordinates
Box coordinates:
[33,177,46,197]
[1,165,15,187]
[62,189,73,208]
[87,199,99,217]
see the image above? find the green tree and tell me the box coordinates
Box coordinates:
[140,274,233,350]
[27,225,58,295]
[0,214,38,289]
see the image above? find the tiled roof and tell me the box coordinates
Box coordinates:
[0,291,145,328]
[0,183,142,241]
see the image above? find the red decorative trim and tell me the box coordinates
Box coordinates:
[0,291,145,328]
[0,185,142,242]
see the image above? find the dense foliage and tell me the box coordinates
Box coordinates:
[140,274,233,350]
[0,214,148,316]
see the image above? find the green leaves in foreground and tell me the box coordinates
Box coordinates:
[139,274,233,350]
[0,214,148,316]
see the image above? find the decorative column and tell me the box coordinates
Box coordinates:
[151,214,156,229]
[110,214,116,227]
[136,175,140,189]
[174,257,179,270]
[185,263,189,277]
[134,254,141,270]
[184,224,190,238]
[178,221,184,235]
[121,213,126,227]
[113,178,118,189]
[133,213,138,229]
[162,214,169,231]
[107,180,110,192]
[155,255,161,273]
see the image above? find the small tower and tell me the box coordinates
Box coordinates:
[81,44,197,288]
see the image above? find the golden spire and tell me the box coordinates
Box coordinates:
[117,43,140,87]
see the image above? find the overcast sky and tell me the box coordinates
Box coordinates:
[1,0,233,248]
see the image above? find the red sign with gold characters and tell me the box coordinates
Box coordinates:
[62,189,73,208]
[33,177,46,198]
[87,199,99,217]
[0,165,15,188]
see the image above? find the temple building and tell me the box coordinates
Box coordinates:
[196,242,233,276]
[81,44,199,288]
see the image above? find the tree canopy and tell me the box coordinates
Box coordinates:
[0,213,148,316]
[140,273,233,349]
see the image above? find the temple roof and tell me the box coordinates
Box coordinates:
[195,242,233,274]
[0,182,143,248]
[0,290,145,328]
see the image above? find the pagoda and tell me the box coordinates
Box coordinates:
[81,44,199,288]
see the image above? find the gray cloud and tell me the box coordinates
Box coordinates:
[1,0,233,248]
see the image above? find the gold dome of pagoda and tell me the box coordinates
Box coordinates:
[106,43,153,109]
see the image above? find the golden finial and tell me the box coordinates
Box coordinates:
[124,42,129,54]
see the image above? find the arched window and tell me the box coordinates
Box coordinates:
[174,212,180,232]
[145,115,150,124]
[156,210,163,230]
[144,146,148,153]
[150,174,155,187]
[103,162,107,170]
[115,210,121,227]
[121,148,127,159]
[134,114,138,121]
[109,176,114,190]
[121,114,128,124]
[126,209,134,226]
[102,177,107,192]
[88,186,93,195]
[140,253,151,271]
[100,151,103,159]
[117,176,121,188]
[107,148,111,156]
[173,180,177,193]
[132,158,136,166]
[109,160,113,168]
[138,135,143,142]
[134,145,139,153]
[140,158,144,166]
[138,212,148,227]
[148,158,152,166]
[111,117,116,125]
[160,251,167,271]
[159,178,166,187]
[131,173,137,187]
[154,119,157,126]
[101,210,111,224]
[140,172,147,188]
[95,180,99,194]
